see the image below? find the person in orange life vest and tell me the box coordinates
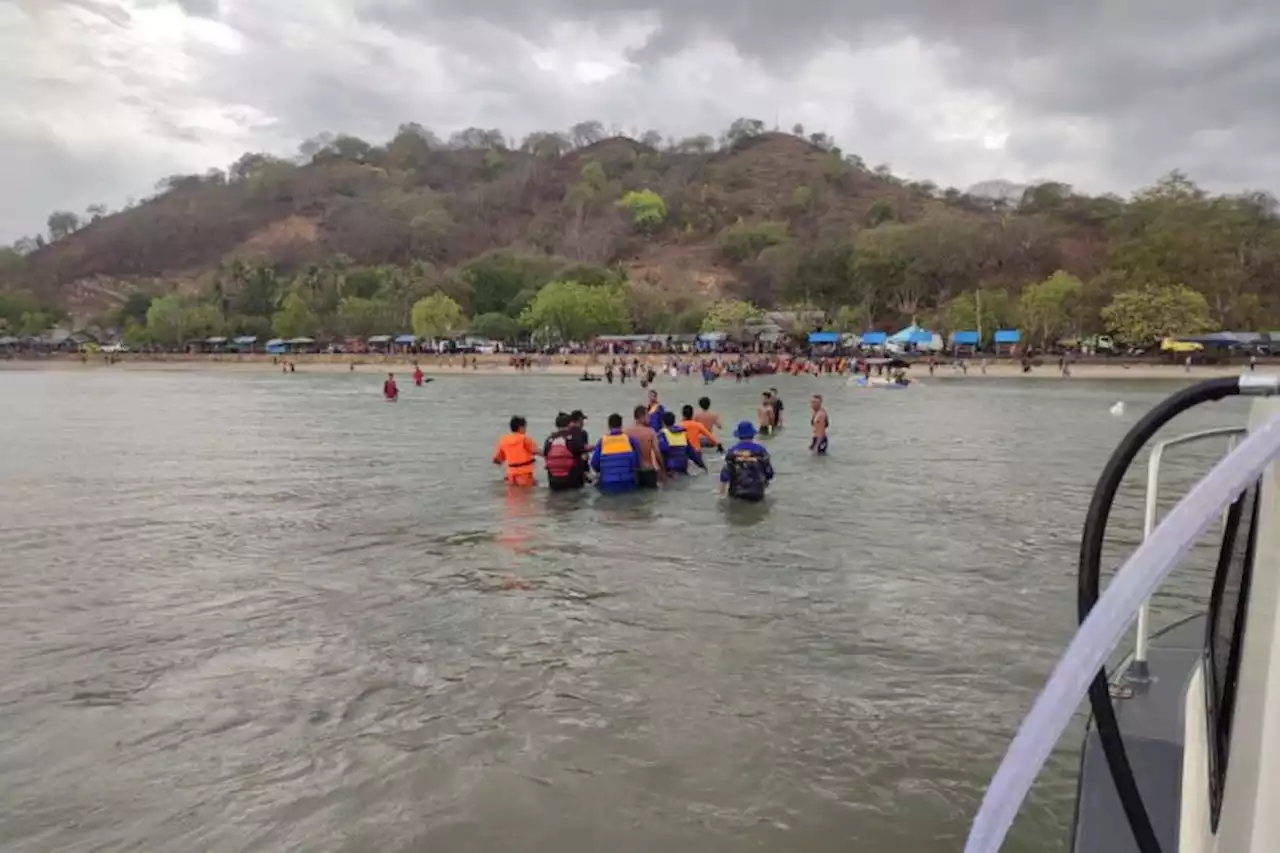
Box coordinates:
[680,404,723,453]
[383,372,398,401]
[544,413,588,491]
[645,389,666,431]
[493,415,539,486]
[657,411,707,475]
[590,413,641,493]
[412,364,424,386]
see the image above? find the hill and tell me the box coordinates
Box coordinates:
[3,119,1279,346]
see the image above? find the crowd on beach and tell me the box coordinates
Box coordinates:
[489,387,830,502]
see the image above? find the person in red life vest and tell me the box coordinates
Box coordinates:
[383,372,399,401]
[493,415,539,486]
[412,364,424,386]
[543,413,589,491]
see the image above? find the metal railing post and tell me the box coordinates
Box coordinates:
[1124,427,1245,686]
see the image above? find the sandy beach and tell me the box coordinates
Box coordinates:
[0,352,1269,381]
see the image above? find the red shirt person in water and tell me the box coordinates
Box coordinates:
[383,373,399,401]
[412,364,424,386]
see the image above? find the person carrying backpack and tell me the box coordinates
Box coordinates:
[718,421,774,502]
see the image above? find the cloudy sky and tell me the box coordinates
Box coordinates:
[2,0,1277,242]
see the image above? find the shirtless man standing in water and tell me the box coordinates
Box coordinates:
[693,396,723,439]
[626,404,666,488]
[809,394,829,455]
[757,392,776,437]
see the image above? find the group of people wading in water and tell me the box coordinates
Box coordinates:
[491,388,830,503]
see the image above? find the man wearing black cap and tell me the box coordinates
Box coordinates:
[568,410,591,482]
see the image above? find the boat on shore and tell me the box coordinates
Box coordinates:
[967,375,1280,853]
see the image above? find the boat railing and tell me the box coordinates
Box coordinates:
[1126,426,1246,684]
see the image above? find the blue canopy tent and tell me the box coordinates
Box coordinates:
[394,333,418,345]
[952,331,980,346]
[808,331,840,345]
[231,335,258,352]
[696,332,726,352]
[890,323,935,346]
[264,337,286,355]
[993,329,1021,356]
[861,331,888,346]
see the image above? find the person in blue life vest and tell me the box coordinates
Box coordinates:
[590,412,642,493]
[645,388,666,432]
[718,421,774,502]
[657,411,708,475]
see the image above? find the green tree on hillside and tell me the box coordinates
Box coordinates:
[717,220,788,263]
[1020,271,1083,347]
[411,293,465,339]
[616,190,667,232]
[47,211,81,241]
[145,295,193,346]
[461,251,561,317]
[272,294,318,339]
[520,281,629,342]
[1101,283,1212,344]
[700,299,763,333]
[469,312,522,342]
[936,289,1018,337]
[335,296,393,338]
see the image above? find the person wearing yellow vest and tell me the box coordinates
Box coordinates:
[657,411,707,475]
[590,413,642,493]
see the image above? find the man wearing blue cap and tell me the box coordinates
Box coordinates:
[718,421,774,502]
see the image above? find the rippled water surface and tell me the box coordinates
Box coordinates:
[0,369,1249,853]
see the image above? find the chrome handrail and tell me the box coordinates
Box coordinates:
[1126,426,1245,683]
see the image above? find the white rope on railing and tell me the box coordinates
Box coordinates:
[964,412,1280,853]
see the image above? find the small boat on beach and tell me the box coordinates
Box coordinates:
[966,374,1280,853]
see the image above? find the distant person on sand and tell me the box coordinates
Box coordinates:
[493,416,539,487]
[383,372,398,401]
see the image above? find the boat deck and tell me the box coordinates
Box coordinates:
[1072,615,1206,853]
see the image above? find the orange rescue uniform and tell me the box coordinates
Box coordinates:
[493,432,538,486]
[680,419,718,449]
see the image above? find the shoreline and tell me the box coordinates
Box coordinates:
[0,353,1264,381]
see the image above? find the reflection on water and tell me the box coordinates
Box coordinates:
[0,370,1247,853]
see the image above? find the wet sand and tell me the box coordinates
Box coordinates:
[0,353,1267,381]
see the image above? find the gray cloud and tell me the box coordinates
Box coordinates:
[2,0,1278,244]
